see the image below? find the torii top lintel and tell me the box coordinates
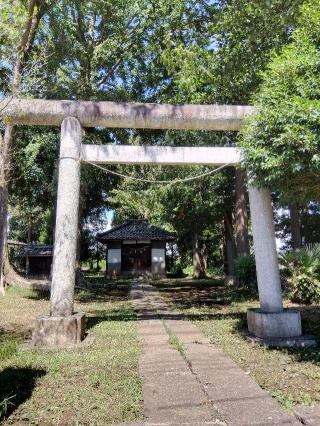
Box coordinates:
[1,98,254,131]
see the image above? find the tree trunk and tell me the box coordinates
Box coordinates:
[235,169,249,256]
[0,126,13,294]
[302,205,312,245]
[192,232,206,279]
[223,209,235,276]
[202,242,208,272]
[0,1,46,291]
[27,215,33,243]
[25,215,33,276]
[289,203,301,249]
[3,244,31,289]
[0,197,7,294]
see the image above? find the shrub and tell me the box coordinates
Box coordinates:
[168,260,185,278]
[279,243,320,304]
[234,255,257,288]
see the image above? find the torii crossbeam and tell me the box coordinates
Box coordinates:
[1,98,307,348]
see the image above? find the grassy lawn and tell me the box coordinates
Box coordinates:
[152,277,320,410]
[0,276,142,425]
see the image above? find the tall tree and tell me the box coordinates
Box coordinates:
[289,203,302,249]
[0,0,48,291]
[235,169,249,256]
[240,0,320,201]
[1,0,306,284]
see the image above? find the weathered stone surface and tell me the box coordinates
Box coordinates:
[247,187,310,345]
[167,318,300,425]
[50,117,82,316]
[131,283,224,425]
[1,98,254,131]
[132,282,301,426]
[247,308,302,339]
[248,186,283,313]
[183,344,300,426]
[82,145,240,166]
[32,312,85,347]
[293,405,320,425]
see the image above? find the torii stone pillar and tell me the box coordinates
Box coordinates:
[32,117,85,347]
[247,186,303,344]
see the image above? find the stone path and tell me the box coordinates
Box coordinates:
[130,281,301,426]
[293,405,320,426]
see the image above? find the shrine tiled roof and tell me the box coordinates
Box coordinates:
[96,220,176,243]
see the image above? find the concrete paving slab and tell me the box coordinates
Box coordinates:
[132,282,224,425]
[168,326,300,425]
[293,405,320,425]
[131,282,301,426]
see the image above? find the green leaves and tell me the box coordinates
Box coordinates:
[279,243,320,304]
[240,1,320,201]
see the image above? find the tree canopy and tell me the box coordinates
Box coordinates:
[2,0,318,279]
[240,0,320,202]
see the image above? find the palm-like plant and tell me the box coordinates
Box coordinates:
[279,243,320,304]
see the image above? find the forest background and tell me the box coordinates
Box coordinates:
[1,0,319,283]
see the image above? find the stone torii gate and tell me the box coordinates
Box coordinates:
[2,98,306,347]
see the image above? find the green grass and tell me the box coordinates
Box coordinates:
[81,259,107,272]
[153,278,320,410]
[164,322,186,358]
[0,333,19,363]
[0,277,142,425]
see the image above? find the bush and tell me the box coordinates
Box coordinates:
[279,244,320,304]
[168,260,185,278]
[234,255,257,288]
[240,1,320,200]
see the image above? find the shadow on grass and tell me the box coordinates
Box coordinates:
[298,305,320,338]
[0,367,46,420]
[86,308,137,330]
[154,278,320,366]
[75,283,130,304]
[275,305,320,365]
[25,288,50,301]
[76,276,133,304]
[279,344,320,365]
[153,278,258,310]
[25,277,131,304]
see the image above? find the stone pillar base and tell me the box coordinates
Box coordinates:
[247,308,301,339]
[247,308,316,347]
[32,312,85,347]
[247,309,316,347]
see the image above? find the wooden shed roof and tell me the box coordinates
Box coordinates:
[21,245,53,257]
